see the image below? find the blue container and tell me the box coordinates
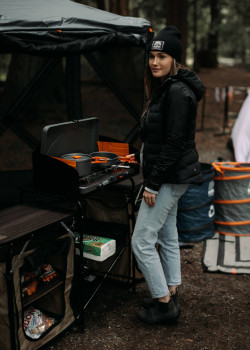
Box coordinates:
[177,163,215,242]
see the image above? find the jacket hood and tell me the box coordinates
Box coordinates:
[173,68,205,102]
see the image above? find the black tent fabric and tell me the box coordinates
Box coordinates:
[0,0,153,55]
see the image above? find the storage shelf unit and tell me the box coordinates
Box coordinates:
[0,204,75,350]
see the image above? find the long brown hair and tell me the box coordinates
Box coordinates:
[142,58,181,115]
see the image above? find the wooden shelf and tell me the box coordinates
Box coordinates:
[23,277,64,307]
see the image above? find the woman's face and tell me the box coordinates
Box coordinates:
[148,51,173,80]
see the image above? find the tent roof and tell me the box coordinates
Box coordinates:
[0,0,153,55]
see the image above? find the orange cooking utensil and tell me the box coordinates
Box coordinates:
[91,156,107,164]
[119,155,137,164]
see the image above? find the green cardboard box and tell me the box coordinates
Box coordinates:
[75,234,116,261]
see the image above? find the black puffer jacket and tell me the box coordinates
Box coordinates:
[141,68,205,191]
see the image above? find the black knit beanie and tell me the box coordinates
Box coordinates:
[149,26,182,63]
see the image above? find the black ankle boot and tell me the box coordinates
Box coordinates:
[143,289,181,315]
[170,290,181,315]
[142,297,157,309]
[138,297,179,324]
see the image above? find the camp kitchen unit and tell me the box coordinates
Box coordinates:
[0,122,142,349]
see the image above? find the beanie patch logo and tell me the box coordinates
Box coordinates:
[151,40,165,51]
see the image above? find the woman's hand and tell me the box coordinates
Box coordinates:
[143,189,156,207]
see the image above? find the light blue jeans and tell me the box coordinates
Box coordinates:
[132,183,188,298]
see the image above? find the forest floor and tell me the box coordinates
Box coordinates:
[1,64,250,350]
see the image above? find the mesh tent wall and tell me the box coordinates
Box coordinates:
[0,0,153,148]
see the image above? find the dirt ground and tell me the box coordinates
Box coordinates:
[1,65,250,349]
[49,243,249,350]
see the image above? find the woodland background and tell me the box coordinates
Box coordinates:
[76,0,250,68]
[0,2,250,349]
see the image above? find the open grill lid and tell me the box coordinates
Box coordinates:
[40,117,99,157]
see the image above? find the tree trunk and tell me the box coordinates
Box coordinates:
[205,0,219,67]
[208,0,219,53]
[165,0,188,65]
[96,0,105,10]
[109,0,129,16]
[192,0,200,71]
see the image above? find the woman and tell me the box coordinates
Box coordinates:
[131,26,205,324]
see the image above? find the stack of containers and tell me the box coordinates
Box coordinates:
[212,162,250,236]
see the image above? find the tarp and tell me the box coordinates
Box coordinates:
[202,232,250,274]
[231,94,250,162]
[0,0,153,55]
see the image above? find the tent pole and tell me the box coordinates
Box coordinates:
[9,123,40,149]
[65,55,82,120]
[124,123,140,144]
[124,49,148,144]
[84,52,141,123]
[0,57,61,145]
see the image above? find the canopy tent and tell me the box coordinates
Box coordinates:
[0,0,153,149]
[0,0,152,55]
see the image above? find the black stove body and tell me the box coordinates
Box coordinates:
[78,164,136,195]
[32,118,139,199]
